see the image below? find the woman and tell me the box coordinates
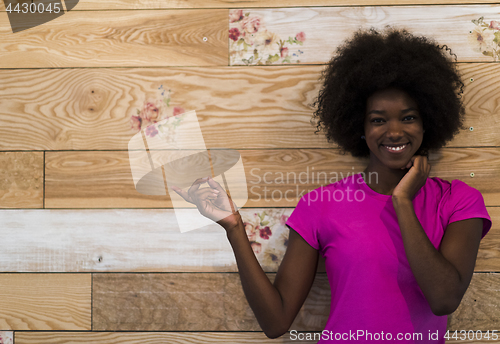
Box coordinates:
[172,27,492,343]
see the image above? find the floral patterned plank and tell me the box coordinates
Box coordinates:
[229,9,306,65]
[229,6,500,65]
[469,17,500,61]
[243,209,289,271]
[0,332,12,344]
[130,85,187,140]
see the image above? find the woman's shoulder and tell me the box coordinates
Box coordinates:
[424,176,482,199]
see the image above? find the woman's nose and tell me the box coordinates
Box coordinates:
[386,121,404,137]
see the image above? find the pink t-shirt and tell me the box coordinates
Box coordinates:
[286,173,491,343]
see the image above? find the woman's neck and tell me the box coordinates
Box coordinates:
[363,163,408,196]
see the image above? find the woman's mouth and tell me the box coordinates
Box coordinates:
[381,143,410,154]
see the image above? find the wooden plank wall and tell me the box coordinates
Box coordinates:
[0,0,499,343]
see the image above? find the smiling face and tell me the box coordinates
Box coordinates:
[363,88,425,170]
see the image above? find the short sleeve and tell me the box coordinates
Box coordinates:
[444,180,492,238]
[285,190,322,251]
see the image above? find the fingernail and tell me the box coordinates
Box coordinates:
[213,189,219,193]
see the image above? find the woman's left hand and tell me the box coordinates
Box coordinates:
[392,155,431,201]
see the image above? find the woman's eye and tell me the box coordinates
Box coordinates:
[403,116,416,121]
[371,118,383,123]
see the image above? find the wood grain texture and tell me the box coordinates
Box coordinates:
[13,331,500,344]
[0,64,497,150]
[14,331,320,344]
[92,273,500,332]
[0,9,228,68]
[0,207,323,272]
[0,208,495,273]
[2,0,500,11]
[228,6,500,65]
[448,273,500,331]
[92,272,329,331]
[0,152,43,208]
[0,273,91,330]
[45,148,500,208]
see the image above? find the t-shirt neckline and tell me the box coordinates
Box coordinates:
[356,172,393,201]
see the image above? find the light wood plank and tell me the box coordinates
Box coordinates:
[91,273,499,331]
[0,152,43,208]
[15,331,319,344]
[1,0,500,11]
[45,148,500,208]
[13,331,500,344]
[0,332,13,344]
[227,6,500,65]
[0,208,496,272]
[0,64,497,150]
[1,6,500,67]
[0,9,228,68]
[0,273,91,330]
[1,0,499,11]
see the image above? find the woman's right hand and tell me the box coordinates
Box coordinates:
[171,176,242,231]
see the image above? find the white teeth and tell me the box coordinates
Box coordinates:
[385,144,406,151]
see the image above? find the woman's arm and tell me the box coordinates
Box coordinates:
[226,221,319,338]
[172,177,319,338]
[392,155,483,315]
[392,197,482,316]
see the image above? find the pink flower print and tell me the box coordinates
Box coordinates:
[296,31,306,42]
[140,98,166,122]
[229,9,244,23]
[280,46,289,58]
[145,125,158,137]
[244,222,256,241]
[172,106,185,117]
[259,226,272,240]
[241,15,261,34]
[490,20,500,30]
[130,115,142,131]
[229,27,241,42]
[279,214,289,226]
[250,242,262,254]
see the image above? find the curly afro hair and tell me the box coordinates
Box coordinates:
[311,27,466,157]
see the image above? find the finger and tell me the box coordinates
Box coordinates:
[207,177,225,193]
[170,185,192,203]
[187,177,209,197]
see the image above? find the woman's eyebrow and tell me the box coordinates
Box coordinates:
[367,107,418,116]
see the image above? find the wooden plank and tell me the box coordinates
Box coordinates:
[0,64,497,150]
[228,6,500,65]
[0,273,91,330]
[0,208,496,272]
[0,0,499,11]
[92,272,329,331]
[448,273,500,331]
[1,6,500,67]
[14,331,319,344]
[13,331,500,344]
[2,0,500,11]
[0,9,228,68]
[92,272,499,332]
[0,152,43,209]
[0,332,13,344]
[45,148,500,208]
